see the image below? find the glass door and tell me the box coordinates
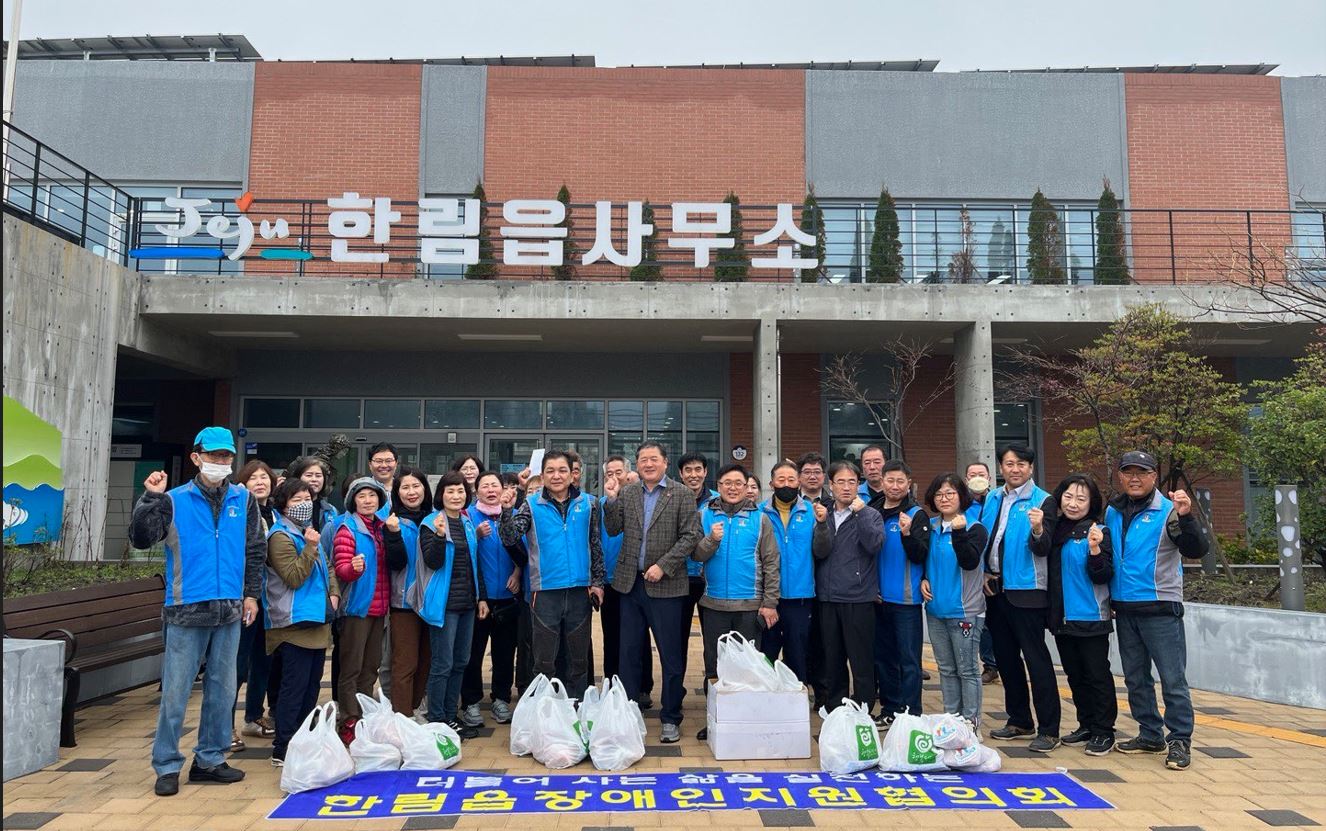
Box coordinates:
[557,436,603,494]
[487,436,543,478]
[305,443,360,510]
[487,435,604,494]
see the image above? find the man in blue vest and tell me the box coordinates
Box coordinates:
[499,450,604,699]
[759,460,816,685]
[129,427,265,797]
[1107,450,1209,771]
[980,443,1061,752]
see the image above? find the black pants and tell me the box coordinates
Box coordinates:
[699,606,761,681]
[681,576,705,644]
[515,598,533,695]
[602,586,653,695]
[986,592,1061,736]
[461,598,521,707]
[272,642,324,759]
[761,597,813,683]
[817,600,876,712]
[530,588,593,699]
[1056,633,1117,738]
[808,602,827,706]
[619,578,688,725]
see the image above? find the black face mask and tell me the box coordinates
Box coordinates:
[773,486,799,504]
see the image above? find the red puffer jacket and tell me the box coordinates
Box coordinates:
[333,517,390,617]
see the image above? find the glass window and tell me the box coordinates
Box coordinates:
[608,432,643,462]
[546,400,605,430]
[364,399,421,429]
[419,443,478,477]
[244,398,300,428]
[484,400,543,430]
[993,402,1039,483]
[111,403,155,439]
[647,400,683,432]
[247,442,302,473]
[421,194,469,280]
[823,205,861,283]
[686,401,720,431]
[303,398,360,429]
[424,399,480,429]
[826,400,894,463]
[1291,209,1326,284]
[608,400,644,431]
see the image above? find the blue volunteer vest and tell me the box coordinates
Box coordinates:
[980,484,1051,591]
[879,505,924,604]
[467,504,516,600]
[924,517,985,620]
[162,482,249,607]
[688,489,719,578]
[699,503,761,602]
[409,510,481,628]
[525,491,594,592]
[338,513,384,618]
[760,498,815,599]
[388,516,422,609]
[1107,491,1179,602]
[1059,535,1111,621]
[600,496,624,580]
[262,512,332,628]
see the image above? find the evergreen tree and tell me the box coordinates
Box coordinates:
[464,181,496,279]
[1027,188,1066,284]
[714,192,749,282]
[551,184,578,280]
[629,201,662,282]
[799,188,827,283]
[1094,178,1130,285]
[867,187,903,283]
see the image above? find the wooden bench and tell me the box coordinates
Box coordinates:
[3,575,165,747]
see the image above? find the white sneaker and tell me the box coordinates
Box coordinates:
[491,699,513,724]
[459,703,484,727]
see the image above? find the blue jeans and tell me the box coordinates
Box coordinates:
[927,614,984,725]
[427,610,476,723]
[761,598,813,683]
[875,602,923,716]
[152,620,240,776]
[1116,610,1194,743]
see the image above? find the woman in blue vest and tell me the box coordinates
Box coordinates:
[263,479,339,766]
[759,460,816,684]
[693,463,781,742]
[460,471,525,728]
[1031,474,1117,757]
[918,473,989,727]
[383,466,432,717]
[410,472,488,738]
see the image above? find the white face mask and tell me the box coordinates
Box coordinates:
[967,475,990,495]
[200,462,233,482]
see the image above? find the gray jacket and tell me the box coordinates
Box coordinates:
[811,504,885,604]
[603,477,701,598]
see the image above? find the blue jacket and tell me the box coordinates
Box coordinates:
[687,488,718,577]
[387,516,422,609]
[1032,514,1114,635]
[337,513,384,618]
[878,502,927,605]
[468,504,517,601]
[1106,489,1207,608]
[980,482,1053,591]
[263,511,333,628]
[600,495,625,580]
[759,497,815,600]
[162,481,249,606]
[408,510,481,628]
[525,490,595,592]
[694,499,781,610]
[924,517,988,620]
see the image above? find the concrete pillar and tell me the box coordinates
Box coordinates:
[1276,485,1305,612]
[752,318,780,484]
[953,320,996,474]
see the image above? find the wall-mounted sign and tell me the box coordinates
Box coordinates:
[731,445,748,462]
[110,443,143,459]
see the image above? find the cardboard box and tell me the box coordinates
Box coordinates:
[706,685,812,760]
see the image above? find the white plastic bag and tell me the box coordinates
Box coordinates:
[943,743,1002,772]
[532,678,588,769]
[930,713,977,751]
[816,699,881,774]
[773,659,804,693]
[281,702,355,793]
[577,678,607,741]
[355,690,406,748]
[588,679,646,771]
[510,674,551,756]
[878,711,947,772]
[715,632,781,691]
[350,718,402,773]
[397,715,463,770]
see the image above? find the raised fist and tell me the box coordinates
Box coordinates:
[604,474,620,499]
[813,502,829,523]
[1028,507,1044,536]
[1169,490,1192,517]
[385,513,400,532]
[1088,523,1104,550]
[950,513,967,532]
[710,521,725,542]
[351,554,366,574]
[144,471,168,494]
[897,512,912,534]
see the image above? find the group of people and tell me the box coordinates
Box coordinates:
[132,426,1209,798]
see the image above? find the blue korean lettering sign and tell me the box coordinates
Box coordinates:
[270,770,1111,820]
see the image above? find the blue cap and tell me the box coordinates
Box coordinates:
[193,426,236,453]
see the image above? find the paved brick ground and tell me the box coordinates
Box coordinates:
[5,623,1325,831]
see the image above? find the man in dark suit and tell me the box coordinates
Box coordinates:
[603,441,701,743]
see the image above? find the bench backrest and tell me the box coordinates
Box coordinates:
[3,576,165,653]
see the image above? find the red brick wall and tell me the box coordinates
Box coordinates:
[779,353,822,464]
[483,67,805,281]
[729,353,753,458]
[1124,74,1291,283]
[247,62,422,275]
[899,357,957,480]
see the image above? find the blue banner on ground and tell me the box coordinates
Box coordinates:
[269,769,1112,820]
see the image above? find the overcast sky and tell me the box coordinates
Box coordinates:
[4,0,1324,76]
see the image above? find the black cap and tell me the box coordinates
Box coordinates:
[1118,451,1158,472]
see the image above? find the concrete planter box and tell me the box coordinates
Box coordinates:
[3,638,64,780]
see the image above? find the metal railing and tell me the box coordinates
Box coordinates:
[1,121,138,265]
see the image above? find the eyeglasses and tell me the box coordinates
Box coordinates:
[719,479,747,488]
[1120,469,1156,480]
[934,490,960,499]
[370,456,395,465]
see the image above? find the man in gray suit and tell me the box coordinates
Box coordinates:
[603,441,701,743]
